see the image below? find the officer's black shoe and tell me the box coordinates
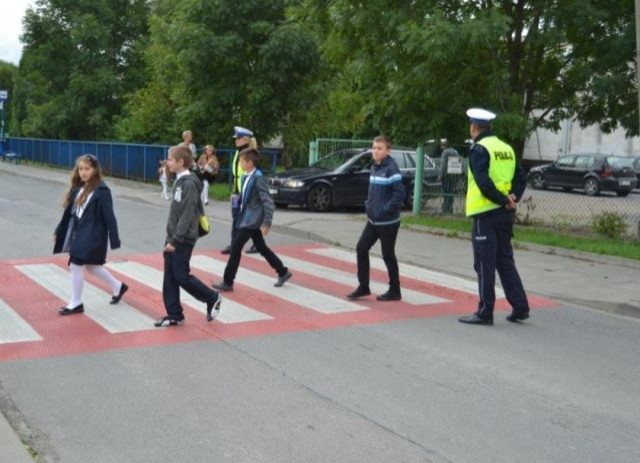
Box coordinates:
[212,281,234,292]
[376,291,402,302]
[506,311,530,323]
[458,313,493,326]
[346,287,371,300]
[220,246,231,255]
[59,304,84,316]
[245,245,259,254]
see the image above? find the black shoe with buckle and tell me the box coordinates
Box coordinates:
[346,287,371,300]
[212,281,233,292]
[59,304,84,316]
[154,316,184,327]
[206,295,222,322]
[506,311,530,323]
[245,245,259,254]
[458,313,493,326]
[220,246,231,255]
[376,291,401,301]
[274,271,292,287]
[110,283,129,305]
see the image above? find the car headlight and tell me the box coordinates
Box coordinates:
[283,180,305,188]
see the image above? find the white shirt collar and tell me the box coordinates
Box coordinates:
[176,170,190,179]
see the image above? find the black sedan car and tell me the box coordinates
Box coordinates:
[528,154,637,196]
[267,148,439,212]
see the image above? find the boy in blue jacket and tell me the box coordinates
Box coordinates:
[347,136,405,301]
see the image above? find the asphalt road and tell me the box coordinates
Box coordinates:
[1,171,639,463]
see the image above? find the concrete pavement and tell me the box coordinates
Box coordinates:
[1,160,639,461]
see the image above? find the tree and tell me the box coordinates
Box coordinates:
[115,0,320,166]
[11,0,150,140]
[0,60,17,135]
[305,0,637,155]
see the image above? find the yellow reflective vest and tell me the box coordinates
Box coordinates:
[231,150,246,193]
[465,136,516,217]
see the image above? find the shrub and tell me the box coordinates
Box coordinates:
[591,211,628,239]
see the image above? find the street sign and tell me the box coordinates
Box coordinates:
[0,90,8,101]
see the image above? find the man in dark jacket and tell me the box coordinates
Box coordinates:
[156,146,221,327]
[347,136,405,301]
[458,108,530,326]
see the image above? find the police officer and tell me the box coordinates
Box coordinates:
[458,108,530,326]
[221,126,260,255]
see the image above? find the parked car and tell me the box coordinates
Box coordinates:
[633,157,640,185]
[527,154,637,197]
[267,148,440,212]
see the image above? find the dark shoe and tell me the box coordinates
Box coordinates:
[506,311,530,323]
[346,287,371,300]
[212,281,233,292]
[206,295,222,322]
[274,271,292,287]
[154,316,184,327]
[458,313,493,326]
[376,291,401,301]
[59,304,84,315]
[245,245,259,254]
[220,246,231,255]
[110,283,129,305]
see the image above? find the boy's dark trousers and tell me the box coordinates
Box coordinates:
[163,241,218,320]
[356,221,401,294]
[223,227,288,285]
[472,212,529,319]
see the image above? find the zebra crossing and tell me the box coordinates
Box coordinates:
[0,244,552,361]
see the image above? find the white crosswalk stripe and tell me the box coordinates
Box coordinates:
[191,255,366,314]
[245,253,449,305]
[0,298,42,344]
[17,264,155,333]
[106,261,271,323]
[308,247,505,298]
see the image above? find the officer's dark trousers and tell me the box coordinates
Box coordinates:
[163,242,218,320]
[356,221,401,294]
[472,212,529,319]
[223,228,288,285]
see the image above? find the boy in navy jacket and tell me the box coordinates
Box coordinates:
[347,136,405,301]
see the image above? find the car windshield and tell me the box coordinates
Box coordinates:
[606,156,634,168]
[311,149,365,170]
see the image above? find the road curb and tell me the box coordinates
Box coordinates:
[0,411,34,463]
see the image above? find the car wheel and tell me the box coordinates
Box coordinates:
[531,173,546,189]
[583,178,600,196]
[616,190,630,197]
[307,184,332,212]
[275,202,288,208]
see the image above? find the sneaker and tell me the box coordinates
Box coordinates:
[376,291,401,301]
[212,281,234,292]
[506,311,530,323]
[346,287,371,300]
[206,295,222,322]
[274,271,292,287]
[154,316,184,327]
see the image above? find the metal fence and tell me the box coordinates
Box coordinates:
[420,154,640,238]
[5,137,280,185]
[308,138,372,165]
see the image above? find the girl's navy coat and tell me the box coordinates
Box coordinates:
[53,182,121,265]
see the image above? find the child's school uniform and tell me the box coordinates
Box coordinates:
[161,170,219,323]
[218,169,290,287]
[53,181,126,312]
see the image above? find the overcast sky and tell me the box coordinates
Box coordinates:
[0,0,36,65]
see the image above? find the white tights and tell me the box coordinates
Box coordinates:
[68,263,122,308]
[201,179,209,204]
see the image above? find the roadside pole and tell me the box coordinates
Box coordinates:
[636,0,640,134]
[412,145,425,215]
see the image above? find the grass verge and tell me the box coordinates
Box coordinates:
[402,215,640,261]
